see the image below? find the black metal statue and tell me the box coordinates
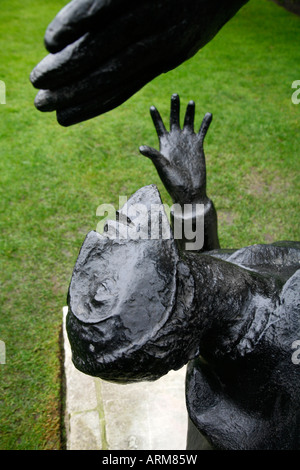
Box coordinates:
[67,95,300,450]
[30,0,300,451]
[30,0,249,126]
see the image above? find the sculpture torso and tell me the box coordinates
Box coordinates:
[186,241,300,450]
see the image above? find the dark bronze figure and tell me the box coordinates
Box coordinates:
[66,96,300,450]
[29,0,299,452]
[30,0,249,126]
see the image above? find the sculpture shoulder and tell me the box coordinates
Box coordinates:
[207,241,300,282]
[196,241,300,358]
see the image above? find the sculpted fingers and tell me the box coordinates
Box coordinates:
[30,34,90,90]
[198,113,213,144]
[183,100,195,133]
[170,94,180,131]
[32,23,183,125]
[55,69,159,126]
[139,146,163,161]
[44,0,135,53]
[149,106,167,140]
[33,61,123,112]
[32,4,167,91]
[45,0,99,53]
[32,0,250,123]
[139,145,170,176]
[33,31,164,116]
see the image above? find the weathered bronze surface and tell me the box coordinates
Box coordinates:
[29,0,300,451]
[67,96,300,450]
[30,0,249,126]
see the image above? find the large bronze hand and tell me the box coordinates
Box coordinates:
[30,0,249,126]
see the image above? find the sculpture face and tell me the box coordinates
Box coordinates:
[68,232,178,341]
[66,185,196,382]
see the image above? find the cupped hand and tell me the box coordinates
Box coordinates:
[30,0,248,126]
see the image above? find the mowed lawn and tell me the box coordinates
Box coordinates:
[0,0,299,449]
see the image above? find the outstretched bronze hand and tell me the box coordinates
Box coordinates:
[30,0,249,126]
[140,94,219,251]
[140,94,212,205]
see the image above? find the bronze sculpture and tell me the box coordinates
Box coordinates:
[30,0,249,126]
[67,96,300,450]
[30,0,300,451]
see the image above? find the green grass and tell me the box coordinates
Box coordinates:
[0,0,299,449]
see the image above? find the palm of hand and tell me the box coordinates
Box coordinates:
[140,94,212,204]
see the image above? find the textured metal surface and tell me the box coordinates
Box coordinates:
[66,95,300,449]
[30,0,249,126]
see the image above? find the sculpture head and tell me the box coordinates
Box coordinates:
[67,185,198,382]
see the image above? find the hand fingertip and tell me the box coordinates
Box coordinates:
[139,145,150,155]
[44,24,62,53]
[34,90,55,112]
[29,68,38,87]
